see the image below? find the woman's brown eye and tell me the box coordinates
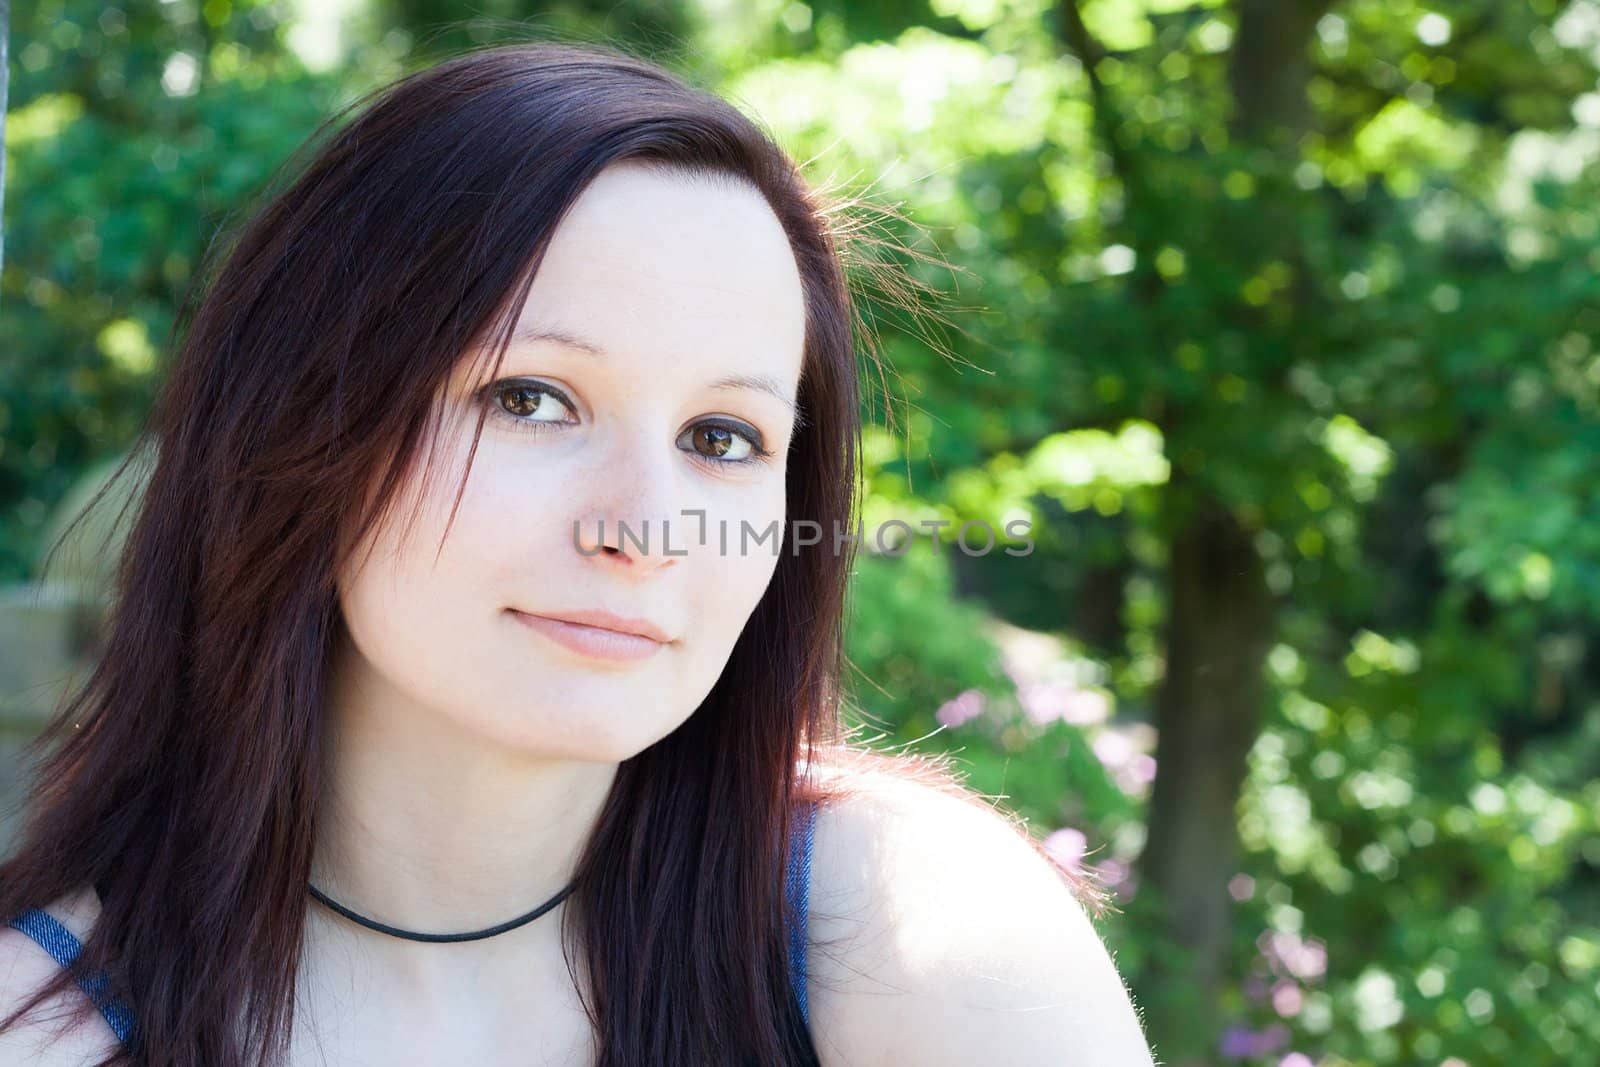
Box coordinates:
[686,424,755,463]
[503,386,539,416]
[698,427,732,455]
[497,384,569,422]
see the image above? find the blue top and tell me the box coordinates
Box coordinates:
[5,798,819,1053]
[786,796,818,1028]
[4,905,139,1046]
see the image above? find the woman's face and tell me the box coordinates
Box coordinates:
[335,162,807,761]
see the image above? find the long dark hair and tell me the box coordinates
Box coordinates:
[0,39,1098,1066]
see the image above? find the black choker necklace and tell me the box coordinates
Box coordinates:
[307,881,575,943]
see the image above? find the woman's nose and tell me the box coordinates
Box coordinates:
[570,432,686,573]
[570,515,686,574]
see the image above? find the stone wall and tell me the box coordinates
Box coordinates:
[0,446,144,859]
[0,581,100,857]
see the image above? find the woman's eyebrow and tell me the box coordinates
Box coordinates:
[511,325,606,356]
[511,324,798,414]
[707,374,798,414]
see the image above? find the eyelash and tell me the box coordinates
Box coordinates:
[479,379,776,469]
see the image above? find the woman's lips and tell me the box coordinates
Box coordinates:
[509,610,667,663]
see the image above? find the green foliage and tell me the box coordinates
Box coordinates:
[1,0,340,577]
[738,0,1600,1060]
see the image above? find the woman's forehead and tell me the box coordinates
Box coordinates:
[493,167,808,384]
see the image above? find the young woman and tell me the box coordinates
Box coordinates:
[0,41,1155,1066]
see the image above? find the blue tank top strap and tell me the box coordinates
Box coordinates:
[6,907,138,1049]
[784,797,818,1028]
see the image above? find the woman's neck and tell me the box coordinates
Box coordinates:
[309,647,619,974]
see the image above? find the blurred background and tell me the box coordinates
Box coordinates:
[2,1,1597,1064]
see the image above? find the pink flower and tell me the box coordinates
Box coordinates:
[1094,857,1139,900]
[935,688,985,728]
[1125,753,1157,786]
[1219,1024,1289,1058]
[1271,979,1304,1018]
[1091,729,1157,796]
[1092,730,1133,767]
[1043,827,1088,870]
[1257,931,1328,982]
[1016,681,1111,726]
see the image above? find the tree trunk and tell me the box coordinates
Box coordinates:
[1228,0,1331,145]
[1129,2,1330,1060]
[1137,479,1275,1061]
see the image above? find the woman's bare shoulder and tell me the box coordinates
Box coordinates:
[805,774,1156,1066]
[0,884,122,1063]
